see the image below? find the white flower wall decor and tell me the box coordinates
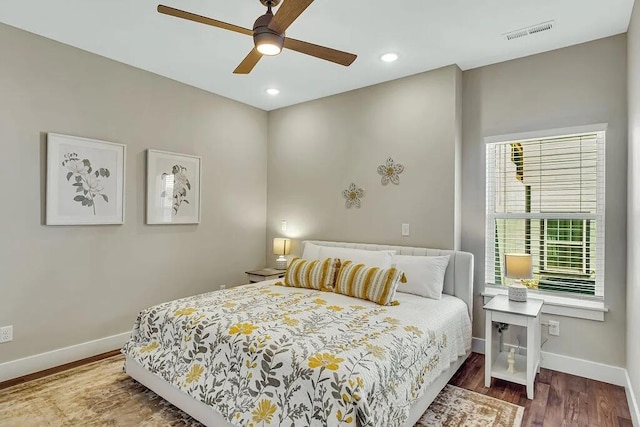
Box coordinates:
[343,182,365,208]
[46,133,125,225]
[377,157,404,186]
[147,150,201,225]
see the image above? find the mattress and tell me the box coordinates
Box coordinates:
[122,279,471,427]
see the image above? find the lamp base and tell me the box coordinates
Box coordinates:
[275,256,287,270]
[508,281,528,302]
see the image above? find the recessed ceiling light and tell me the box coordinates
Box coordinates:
[266,88,280,95]
[380,53,399,63]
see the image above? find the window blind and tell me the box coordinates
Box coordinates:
[485,131,605,298]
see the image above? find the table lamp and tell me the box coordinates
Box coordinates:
[273,238,291,270]
[504,253,532,302]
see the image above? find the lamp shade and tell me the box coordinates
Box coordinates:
[504,254,533,279]
[273,238,291,256]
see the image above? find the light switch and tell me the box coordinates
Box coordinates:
[281,220,287,231]
[402,223,410,236]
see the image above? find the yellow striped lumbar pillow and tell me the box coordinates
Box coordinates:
[282,257,338,291]
[334,260,407,306]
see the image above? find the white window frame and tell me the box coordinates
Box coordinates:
[483,124,608,321]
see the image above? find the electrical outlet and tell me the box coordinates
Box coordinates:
[548,320,560,336]
[401,223,410,236]
[281,220,287,232]
[0,326,13,343]
[219,284,227,290]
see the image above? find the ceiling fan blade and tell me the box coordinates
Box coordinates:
[268,0,314,34]
[157,5,252,36]
[284,38,357,66]
[233,49,263,74]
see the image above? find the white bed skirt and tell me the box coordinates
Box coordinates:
[125,351,469,427]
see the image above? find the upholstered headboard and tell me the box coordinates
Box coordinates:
[303,240,474,318]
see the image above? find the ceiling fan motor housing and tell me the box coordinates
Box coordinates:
[253,12,284,55]
[259,0,281,6]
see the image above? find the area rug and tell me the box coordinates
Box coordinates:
[0,355,523,427]
[415,385,523,427]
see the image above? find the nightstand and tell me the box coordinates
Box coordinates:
[245,268,285,283]
[484,294,543,399]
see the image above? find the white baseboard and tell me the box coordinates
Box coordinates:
[472,336,485,354]
[0,331,130,383]
[472,337,626,386]
[626,371,640,427]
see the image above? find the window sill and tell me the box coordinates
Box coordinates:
[482,285,608,321]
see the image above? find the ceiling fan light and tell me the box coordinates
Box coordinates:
[255,32,284,55]
[257,43,281,55]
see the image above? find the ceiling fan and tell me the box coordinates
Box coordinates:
[157,0,358,74]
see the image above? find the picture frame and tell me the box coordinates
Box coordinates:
[46,133,126,225]
[146,149,201,225]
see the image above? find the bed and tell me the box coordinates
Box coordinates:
[123,241,474,427]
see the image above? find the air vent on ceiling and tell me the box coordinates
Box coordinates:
[504,20,555,41]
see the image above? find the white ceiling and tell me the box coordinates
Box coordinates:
[0,0,635,111]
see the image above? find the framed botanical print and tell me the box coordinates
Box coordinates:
[146,149,201,224]
[46,133,125,225]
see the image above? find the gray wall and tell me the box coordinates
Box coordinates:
[267,65,462,259]
[0,23,268,363]
[627,0,640,408]
[462,35,628,366]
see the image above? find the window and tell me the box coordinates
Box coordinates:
[485,127,605,298]
[543,219,590,274]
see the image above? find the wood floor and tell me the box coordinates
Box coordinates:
[450,352,633,427]
[0,349,121,390]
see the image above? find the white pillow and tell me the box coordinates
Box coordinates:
[301,242,322,260]
[393,255,450,300]
[318,246,395,268]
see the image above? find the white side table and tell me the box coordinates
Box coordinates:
[484,294,543,399]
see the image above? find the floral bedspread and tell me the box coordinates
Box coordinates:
[122,281,471,427]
